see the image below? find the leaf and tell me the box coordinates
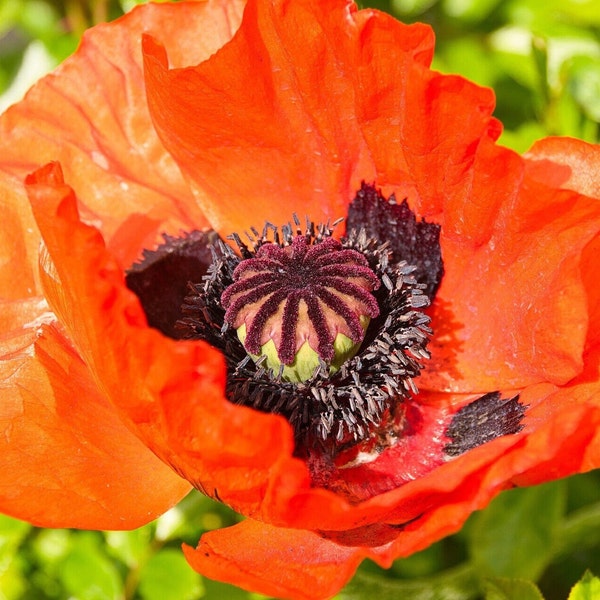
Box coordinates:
[389,541,447,579]
[467,481,566,581]
[0,514,31,555]
[339,563,480,600]
[138,548,204,600]
[0,553,27,600]
[568,571,600,600]
[31,528,72,563]
[59,532,122,600]
[565,56,600,121]
[104,526,153,568]
[483,576,545,600]
[441,0,503,23]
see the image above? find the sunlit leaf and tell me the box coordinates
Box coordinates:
[138,549,204,600]
[104,526,153,568]
[568,571,600,600]
[31,528,72,564]
[565,56,600,121]
[59,532,122,600]
[0,554,27,600]
[483,576,545,600]
[0,514,31,554]
[441,0,502,22]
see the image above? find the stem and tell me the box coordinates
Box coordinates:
[64,0,88,38]
[92,0,109,25]
[123,537,165,600]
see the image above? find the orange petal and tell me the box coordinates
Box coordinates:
[145,0,495,235]
[421,140,600,392]
[359,64,498,218]
[0,1,244,268]
[0,173,40,299]
[525,137,600,349]
[0,316,191,529]
[184,519,373,600]
[525,136,600,198]
[185,375,600,599]
[512,342,600,485]
[25,162,309,520]
[234,378,600,591]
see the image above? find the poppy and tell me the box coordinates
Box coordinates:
[1,1,599,599]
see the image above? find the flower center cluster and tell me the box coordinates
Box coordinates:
[126,184,528,464]
[220,235,380,382]
[126,184,446,454]
[175,213,433,451]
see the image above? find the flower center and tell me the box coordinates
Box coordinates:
[173,211,434,450]
[128,184,445,452]
[220,234,380,383]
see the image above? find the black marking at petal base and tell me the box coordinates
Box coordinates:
[126,230,217,339]
[444,392,527,457]
[346,182,444,300]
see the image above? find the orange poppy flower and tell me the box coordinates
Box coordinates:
[1,1,600,599]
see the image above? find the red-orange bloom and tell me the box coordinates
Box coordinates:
[1,1,600,598]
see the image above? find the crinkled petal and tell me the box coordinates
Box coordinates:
[23,152,592,536]
[260,364,599,535]
[184,519,375,600]
[3,5,599,596]
[143,0,497,236]
[0,0,244,271]
[142,0,378,233]
[512,343,600,485]
[0,174,42,299]
[183,362,600,600]
[0,317,191,529]
[142,0,589,395]
[525,137,600,349]
[422,140,600,391]
[525,136,600,198]
[25,162,309,519]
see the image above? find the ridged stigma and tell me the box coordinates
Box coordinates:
[221,233,380,382]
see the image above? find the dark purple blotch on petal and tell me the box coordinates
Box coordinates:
[444,391,526,457]
[346,182,444,300]
[125,230,216,338]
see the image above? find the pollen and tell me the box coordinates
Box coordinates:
[220,235,380,382]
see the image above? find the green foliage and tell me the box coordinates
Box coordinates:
[340,563,481,599]
[483,577,545,600]
[568,572,600,600]
[468,482,566,580]
[60,532,123,600]
[137,550,204,600]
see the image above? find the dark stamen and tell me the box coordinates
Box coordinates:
[346,182,444,300]
[178,218,434,452]
[444,392,527,456]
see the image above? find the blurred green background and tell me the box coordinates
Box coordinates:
[1,1,600,599]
